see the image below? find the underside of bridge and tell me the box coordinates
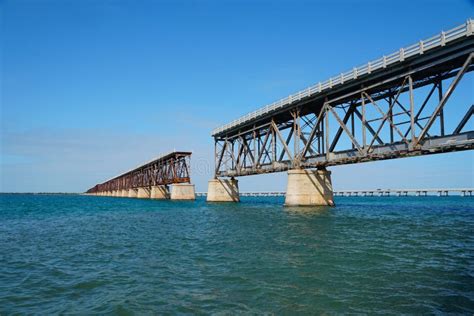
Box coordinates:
[209,20,474,206]
[85,151,195,200]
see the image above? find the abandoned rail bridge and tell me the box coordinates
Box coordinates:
[86,152,195,200]
[207,20,474,205]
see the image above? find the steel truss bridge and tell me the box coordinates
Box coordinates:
[86,152,191,194]
[212,20,474,178]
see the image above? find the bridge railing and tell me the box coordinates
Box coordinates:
[212,19,473,136]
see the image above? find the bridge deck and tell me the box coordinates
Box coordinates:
[212,20,474,178]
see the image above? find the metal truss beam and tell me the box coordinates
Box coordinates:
[213,48,474,178]
[86,152,192,193]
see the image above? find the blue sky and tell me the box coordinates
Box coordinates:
[1,0,473,192]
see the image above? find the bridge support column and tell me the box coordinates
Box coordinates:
[207,178,239,202]
[137,187,151,198]
[284,169,335,206]
[121,189,128,197]
[150,185,170,199]
[170,183,195,200]
[128,188,138,198]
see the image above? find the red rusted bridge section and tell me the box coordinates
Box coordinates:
[86,151,192,195]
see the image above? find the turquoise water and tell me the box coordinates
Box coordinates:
[0,194,473,314]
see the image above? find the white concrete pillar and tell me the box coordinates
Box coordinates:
[150,185,170,199]
[284,169,335,206]
[170,183,195,200]
[128,188,138,198]
[137,187,151,198]
[121,189,128,197]
[207,178,239,202]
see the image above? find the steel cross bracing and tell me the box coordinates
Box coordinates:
[213,27,474,177]
[86,152,191,193]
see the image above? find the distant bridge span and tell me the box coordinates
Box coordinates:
[198,188,474,197]
[208,20,474,205]
[86,152,196,200]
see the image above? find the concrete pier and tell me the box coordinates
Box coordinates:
[121,189,128,197]
[284,169,335,206]
[128,188,138,198]
[150,185,170,199]
[170,183,195,200]
[137,187,151,198]
[207,178,239,202]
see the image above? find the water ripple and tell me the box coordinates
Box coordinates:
[0,194,473,313]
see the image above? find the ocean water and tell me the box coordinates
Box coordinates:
[0,194,473,314]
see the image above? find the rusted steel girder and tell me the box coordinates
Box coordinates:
[86,152,191,193]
